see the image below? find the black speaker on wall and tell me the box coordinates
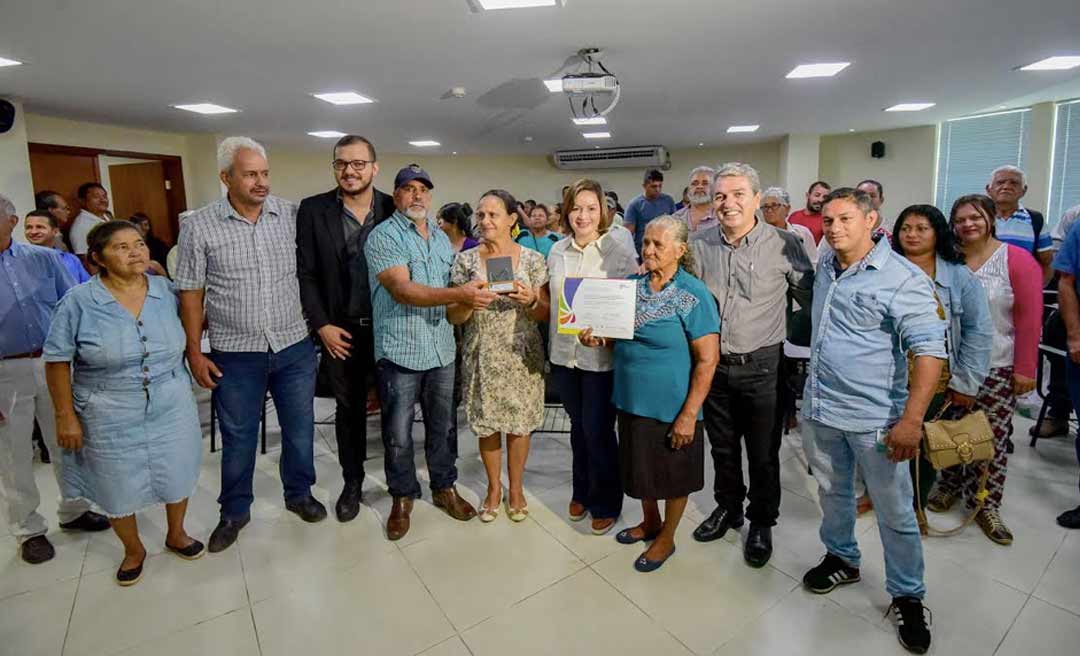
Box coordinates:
[0,100,14,134]
[871,140,886,159]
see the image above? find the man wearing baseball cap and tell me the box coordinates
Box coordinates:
[365,164,495,540]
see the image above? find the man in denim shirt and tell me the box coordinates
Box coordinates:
[800,188,945,655]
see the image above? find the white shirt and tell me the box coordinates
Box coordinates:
[547,232,638,371]
[68,210,107,255]
[784,221,818,268]
[607,223,637,258]
[1051,204,1080,249]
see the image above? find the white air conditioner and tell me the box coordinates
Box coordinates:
[552,145,670,170]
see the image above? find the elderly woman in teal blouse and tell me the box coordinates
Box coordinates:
[580,215,719,572]
[44,221,204,587]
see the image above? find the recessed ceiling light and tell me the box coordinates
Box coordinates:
[582,132,611,139]
[0,57,23,67]
[468,0,564,11]
[884,102,935,112]
[173,103,238,115]
[786,62,851,78]
[572,116,607,126]
[848,129,856,132]
[1019,56,1080,71]
[698,142,704,147]
[452,151,458,155]
[308,131,346,138]
[727,125,759,133]
[312,91,375,105]
[409,140,441,147]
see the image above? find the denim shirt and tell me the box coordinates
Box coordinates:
[802,237,946,432]
[933,256,993,397]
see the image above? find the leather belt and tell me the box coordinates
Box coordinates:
[719,343,781,366]
[1,349,43,361]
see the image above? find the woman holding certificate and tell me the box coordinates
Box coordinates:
[448,189,550,523]
[548,179,639,535]
[580,216,719,572]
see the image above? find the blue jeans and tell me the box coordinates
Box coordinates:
[211,337,317,520]
[1064,360,1080,495]
[804,419,926,599]
[376,359,458,499]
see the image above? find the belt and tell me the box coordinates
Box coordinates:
[345,318,372,328]
[719,343,781,366]
[1,349,43,361]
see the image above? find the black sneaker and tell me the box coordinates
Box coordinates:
[285,496,328,523]
[1058,505,1080,529]
[802,553,860,594]
[888,596,932,654]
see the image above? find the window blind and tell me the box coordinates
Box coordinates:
[935,108,1031,213]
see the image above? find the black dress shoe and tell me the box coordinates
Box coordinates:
[744,524,773,568]
[20,535,55,564]
[693,507,744,543]
[286,496,328,523]
[59,511,111,532]
[208,516,250,553]
[335,480,363,523]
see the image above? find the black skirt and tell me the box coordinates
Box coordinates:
[617,411,704,500]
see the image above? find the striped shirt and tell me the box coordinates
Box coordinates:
[995,206,1052,254]
[365,211,456,370]
[174,195,308,353]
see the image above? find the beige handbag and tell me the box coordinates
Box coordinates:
[916,401,996,537]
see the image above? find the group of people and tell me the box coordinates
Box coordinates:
[4,132,1080,655]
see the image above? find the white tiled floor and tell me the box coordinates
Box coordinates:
[2,393,1079,656]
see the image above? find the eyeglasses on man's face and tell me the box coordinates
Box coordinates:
[332,159,372,172]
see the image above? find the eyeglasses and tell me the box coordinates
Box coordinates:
[332,159,373,172]
[760,203,786,211]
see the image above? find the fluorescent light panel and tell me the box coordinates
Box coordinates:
[308,131,346,138]
[786,62,850,78]
[313,91,375,105]
[409,140,441,147]
[1020,56,1080,71]
[884,102,935,112]
[173,103,238,115]
[543,78,564,92]
[572,116,607,126]
[727,125,759,133]
[470,0,561,10]
[582,132,611,139]
[0,57,23,67]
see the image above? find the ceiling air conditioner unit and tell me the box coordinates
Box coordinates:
[552,145,670,170]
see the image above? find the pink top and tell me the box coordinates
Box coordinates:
[972,243,1041,379]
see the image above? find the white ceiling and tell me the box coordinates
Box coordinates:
[2,0,1079,155]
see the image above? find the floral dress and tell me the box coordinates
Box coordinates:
[450,247,549,436]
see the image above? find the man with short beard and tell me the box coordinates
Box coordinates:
[788,180,831,245]
[296,135,396,522]
[672,166,718,233]
[365,164,494,540]
[23,210,89,283]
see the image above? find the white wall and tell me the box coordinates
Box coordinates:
[0,98,34,240]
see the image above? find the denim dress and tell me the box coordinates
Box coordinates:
[43,275,202,517]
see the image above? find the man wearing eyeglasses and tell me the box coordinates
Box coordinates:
[296,135,396,522]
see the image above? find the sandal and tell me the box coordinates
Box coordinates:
[479,489,503,523]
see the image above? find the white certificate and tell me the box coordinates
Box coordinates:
[557,277,636,340]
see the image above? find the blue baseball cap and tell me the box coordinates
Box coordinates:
[394,163,434,190]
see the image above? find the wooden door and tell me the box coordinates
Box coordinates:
[109,161,173,244]
[28,150,99,230]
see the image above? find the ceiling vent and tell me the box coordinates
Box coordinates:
[552,145,670,170]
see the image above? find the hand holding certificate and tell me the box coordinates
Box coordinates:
[558,277,636,340]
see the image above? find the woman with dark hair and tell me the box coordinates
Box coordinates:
[43,220,204,586]
[437,202,479,252]
[891,204,993,528]
[516,203,560,259]
[928,195,1042,545]
[129,213,171,269]
[448,189,550,522]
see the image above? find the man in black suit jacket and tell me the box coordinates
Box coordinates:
[297,135,396,521]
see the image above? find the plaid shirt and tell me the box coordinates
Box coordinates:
[365,211,456,370]
[174,195,308,352]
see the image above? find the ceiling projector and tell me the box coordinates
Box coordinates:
[561,73,618,94]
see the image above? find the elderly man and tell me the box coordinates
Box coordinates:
[690,163,814,568]
[69,182,111,265]
[296,135,396,522]
[176,137,326,553]
[672,166,718,233]
[988,165,1052,277]
[788,180,831,245]
[624,168,677,254]
[759,186,817,264]
[23,210,90,283]
[365,164,491,540]
[0,194,109,564]
[801,187,942,655]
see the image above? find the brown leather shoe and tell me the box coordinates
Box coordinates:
[432,487,477,521]
[386,497,413,541]
[591,517,616,535]
[568,501,587,522]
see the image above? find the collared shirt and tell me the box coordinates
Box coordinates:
[547,232,639,372]
[625,193,677,253]
[671,205,719,234]
[690,220,814,354]
[1050,203,1080,249]
[995,206,1052,253]
[788,209,823,244]
[69,210,107,255]
[339,191,378,322]
[365,211,457,370]
[174,195,308,353]
[783,221,818,267]
[802,237,947,432]
[931,256,993,397]
[58,250,91,283]
[0,240,77,357]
